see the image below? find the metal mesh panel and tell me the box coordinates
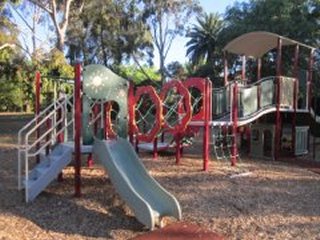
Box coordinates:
[260,79,275,108]
[240,86,258,117]
[280,77,294,108]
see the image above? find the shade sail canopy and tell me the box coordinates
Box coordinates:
[223,31,315,58]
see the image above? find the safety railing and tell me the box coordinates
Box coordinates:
[18,95,74,191]
[237,76,276,118]
[237,76,296,119]
[212,83,232,118]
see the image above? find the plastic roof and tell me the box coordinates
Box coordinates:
[223,31,315,58]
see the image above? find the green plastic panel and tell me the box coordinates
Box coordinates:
[260,79,275,108]
[212,87,229,117]
[82,64,129,138]
[280,77,294,108]
[240,86,258,117]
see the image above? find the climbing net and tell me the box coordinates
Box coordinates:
[212,124,237,161]
[132,81,192,143]
[133,86,162,142]
[160,80,192,134]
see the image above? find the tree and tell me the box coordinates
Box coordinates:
[222,0,320,47]
[66,0,153,68]
[186,12,223,66]
[27,0,83,51]
[142,0,201,81]
[166,61,187,80]
[220,0,320,80]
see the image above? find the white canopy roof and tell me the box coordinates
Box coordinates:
[223,31,315,58]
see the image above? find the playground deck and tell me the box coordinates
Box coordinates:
[1,114,320,239]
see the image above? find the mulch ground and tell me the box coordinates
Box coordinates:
[1,114,320,240]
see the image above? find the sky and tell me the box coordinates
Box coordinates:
[154,0,239,68]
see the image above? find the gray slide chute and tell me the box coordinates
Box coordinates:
[92,138,181,230]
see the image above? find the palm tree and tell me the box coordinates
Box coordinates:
[186,12,223,67]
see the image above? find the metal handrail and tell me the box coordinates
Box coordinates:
[18,97,65,145]
[18,95,74,193]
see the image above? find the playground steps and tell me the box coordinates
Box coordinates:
[23,143,72,202]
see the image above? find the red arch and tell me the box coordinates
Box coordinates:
[160,80,192,134]
[184,77,207,121]
[133,86,162,142]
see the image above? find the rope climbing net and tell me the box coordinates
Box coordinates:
[132,80,192,143]
[212,124,239,161]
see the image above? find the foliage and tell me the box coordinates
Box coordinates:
[221,0,320,81]
[166,61,187,80]
[67,0,153,68]
[117,64,161,85]
[141,0,202,81]
[185,12,224,86]
[186,12,223,66]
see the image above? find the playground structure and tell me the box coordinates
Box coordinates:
[16,31,319,230]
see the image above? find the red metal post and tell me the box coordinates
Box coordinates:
[241,55,246,81]
[128,82,135,145]
[231,82,238,166]
[153,137,158,160]
[307,49,315,154]
[203,79,210,171]
[274,37,282,161]
[87,104,99,168]
[45,118,51,155]
[35,71,41,163]
[257,58,262,81]
[307,49,315,110]
[74,63,82,197]
[224,51,228,86]
[175,133,181,165]
[292,44,299,156]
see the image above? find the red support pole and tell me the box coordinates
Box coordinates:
[74,63,82,198]
[175,133,181,165]
[307,49,315,110]
[292,44,299,156]
[257,84,261,110]
[307,49,315,154]
[45,118,51,155]
[241,55,246,81]
[274,37,282,161]
[153,137,158,160]
[224,51,228,86]
[203,79,210,171]
[257,58,261,81]
[128,82,135,145]
[231,82,238,166]
[35,71,41,163]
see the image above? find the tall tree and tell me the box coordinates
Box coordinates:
[222,0,320,47]
[220,0,320,80]
[27,0,83,51]
[67,0,153,69]
[186,12,223,66]
[142,0,201,81]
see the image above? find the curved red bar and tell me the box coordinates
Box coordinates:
[133,86,162,142]
[160,80,192,134]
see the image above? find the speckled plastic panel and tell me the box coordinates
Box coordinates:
[82,64,129,138]
[280,77,294,108]
[260,79,275,108]
[240,86,258,117]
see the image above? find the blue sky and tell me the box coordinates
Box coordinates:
[156,0,238,68]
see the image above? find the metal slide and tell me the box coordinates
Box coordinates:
[92,138,182,230]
